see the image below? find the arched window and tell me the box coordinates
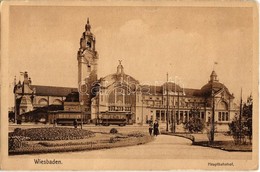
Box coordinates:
[53,99,62,105]
[20,97,29,105]
[217,101,229,122]
[87,41,91,48]
[108,86,133,112]
[38,98,48,105]
[217,101,228,110]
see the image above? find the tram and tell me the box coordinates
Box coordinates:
[96,111,133,126]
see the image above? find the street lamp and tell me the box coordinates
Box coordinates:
[171,99,176,133]
[141,98,144,126]
[210,90,215,144]
[166,72,169,132]
[80,101,84,129]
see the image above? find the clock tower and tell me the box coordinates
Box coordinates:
[77,18,98,111]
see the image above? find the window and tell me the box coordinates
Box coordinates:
[161,111,165,121]
[156,110,160,120]
[222,112,225,121]
[180,111,183,121]
[218,112,221,121]
[226,112,229,121]
[201,112,204,119]
[218,111,229,121]
[87,41,91,48]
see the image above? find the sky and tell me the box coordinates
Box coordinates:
[8,5,255,105]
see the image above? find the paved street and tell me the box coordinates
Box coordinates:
[13,134,252,160]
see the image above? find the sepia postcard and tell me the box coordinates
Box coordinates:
[0,0,258,170]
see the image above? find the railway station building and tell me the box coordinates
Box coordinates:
[13,19,239,131]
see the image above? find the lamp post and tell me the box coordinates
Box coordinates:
[80,101,84,129]
[13,76,17,124]
[14,93,17,124]
[172,99,176,133]
[210,90,215,144]
[166,73,169,132]
[239,88,243,144]
[141,98,144,126]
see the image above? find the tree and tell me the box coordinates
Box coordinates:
[229,95,252,144]
[183,106,205,133]
[242,95,253,144]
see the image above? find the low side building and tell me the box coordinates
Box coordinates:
[13,72,77,121]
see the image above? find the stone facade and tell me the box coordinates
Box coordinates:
[13,72,77,117]
[13,19,239,131]
[79,19,239,131]
[89,62,238,131]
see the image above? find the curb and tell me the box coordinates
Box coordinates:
[162,132,252,152]
[162,132,195,143]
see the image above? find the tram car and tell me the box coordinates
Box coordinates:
[50,111,89,125]
[97,112,133,126]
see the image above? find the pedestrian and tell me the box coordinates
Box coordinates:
[73,119,78,128]
[149,121,153,136]
[153,120,159,136]
[53,119,57,127]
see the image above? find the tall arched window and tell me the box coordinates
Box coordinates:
[108,86,133,112]
[217,101,229,122]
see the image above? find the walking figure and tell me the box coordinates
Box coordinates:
[74,119,78,128]
[153,120,159,136]
[149,121,153,136]
[53,119,57,127]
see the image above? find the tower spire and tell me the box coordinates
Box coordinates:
[85,17,91,31]
[210,70,218,82]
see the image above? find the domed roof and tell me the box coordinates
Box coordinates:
[200,70,233,97]
[100,61,139,89]
[102,73,139,84]
[200,82,228,97]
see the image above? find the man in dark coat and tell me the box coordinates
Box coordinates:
[149,121,153,136]
[153,120,159,136]
[73,119,78,128]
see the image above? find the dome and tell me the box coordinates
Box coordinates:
[101,61,139,86]
[100,61,139,92]
[102,73,139,85]
[200,70,232,97]
[200,82,228,97]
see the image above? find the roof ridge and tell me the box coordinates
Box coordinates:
[31,85,77,89]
